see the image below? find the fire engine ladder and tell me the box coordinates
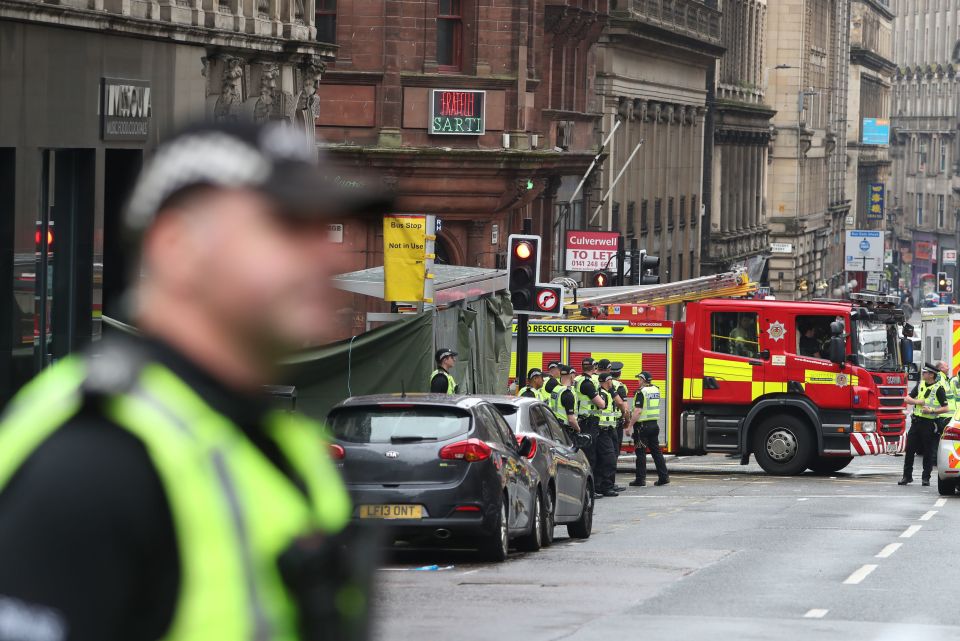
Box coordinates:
[570,269,757,311]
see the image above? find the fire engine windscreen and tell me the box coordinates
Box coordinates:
[853,320,902,372]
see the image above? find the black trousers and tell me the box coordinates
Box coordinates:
[580,417,599,472]
[594,427,619,492]
[903,417,937,481]
[634,422,669,483]
[615,421,625,455]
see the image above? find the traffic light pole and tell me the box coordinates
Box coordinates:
[616,234,625,286]
[515,218,532,390]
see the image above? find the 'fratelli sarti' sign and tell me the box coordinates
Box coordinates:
[430,89,485,135]
[101,78,151,141]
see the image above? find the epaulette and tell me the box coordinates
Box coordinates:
[80,340,150,399]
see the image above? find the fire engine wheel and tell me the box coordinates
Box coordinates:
[752,414,814,476]
[808,456,853,475]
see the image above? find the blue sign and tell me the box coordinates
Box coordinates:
[862,118,890,145]
[867,182,884,220]
[859,239,871,252]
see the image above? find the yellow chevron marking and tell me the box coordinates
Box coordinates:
[704,357,753,382]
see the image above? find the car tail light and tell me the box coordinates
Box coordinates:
[454,505,482,512]
[328,443,345,460]
[515,434,537,459]
[942,426,960,441]
[439,438,491,462]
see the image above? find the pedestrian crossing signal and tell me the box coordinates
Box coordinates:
[591,270,612,287]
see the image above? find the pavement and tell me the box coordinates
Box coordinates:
[371,454,960,641]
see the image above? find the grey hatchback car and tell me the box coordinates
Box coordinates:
[328,394,544,561]
[480,396,594,544]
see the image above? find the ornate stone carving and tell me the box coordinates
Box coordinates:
[632,98,645,121]
[213,56,244,122]
[253,63,279,123]
[617,96,634,120]
[653,102,663,123]
[297,56,326,119]
[665,104,675,124]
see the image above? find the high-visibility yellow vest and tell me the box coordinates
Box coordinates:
[573,375,599,417]
[635,385,662,423]
[913,379,945,420]
[431,369,457,394]
[549,385,573,423]
[518,385,549,402]
[611,379,627,416]
[597,389,618,428]
[951,376,960,420]
[945,375,959,415]
[0,357,352,641]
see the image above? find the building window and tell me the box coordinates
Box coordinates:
[315,0,337,43]
[679,196,686,228]
[640,200,649,234]
[711,312,759,357]
[690,195,698,227]
[612,202,621,231]
[677,253,683,280]
[654,198,662,232]
[916,193,924,226]
[437,0,463,70]
[627,201,635,237]
[938,195,945,228]
[941,140,948,173]
[690,250,695,278]
[919,140,928,172]
[667,197,674,230]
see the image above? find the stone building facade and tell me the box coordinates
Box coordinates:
[592,0,723,291]
[316,0,608,332]
[846,1,894,231]
[701,0,775,280]
[890,0,960,297]
[766,0,852,300]
[0,0,335,401]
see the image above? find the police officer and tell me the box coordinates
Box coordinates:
[607,363,630,446]
[628,371,670,487]
[594,373,620,498]
[549,365,580,432]
[518,368,549,402]
[431,348,459,394]
[0,122,389,640]
[574,358,607,478]
[544,361,562,396]
[900,363,951,486]
[936,360,955,433]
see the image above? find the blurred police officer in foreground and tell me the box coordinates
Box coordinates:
[430,348,459,394]
[0,121,391,641]
[627,371,669,487]
[901,363,951,486]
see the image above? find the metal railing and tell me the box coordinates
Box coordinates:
[628,0,722,43]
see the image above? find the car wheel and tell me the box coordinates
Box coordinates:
[541,487,555,547]
[808,456,853,474]
[752,414,814,476]
[516,488,544,552]
[478,498,509,562]
[567,479,594,539]
[938,477,958,496]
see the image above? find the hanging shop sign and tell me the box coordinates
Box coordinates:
[101,78,151,141]
[430,89,486,135]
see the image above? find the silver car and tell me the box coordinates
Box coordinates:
[480,395,595,544]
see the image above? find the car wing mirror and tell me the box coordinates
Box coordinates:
[517,436,534,458]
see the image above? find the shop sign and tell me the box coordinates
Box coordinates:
[101,78,151,141]
[430,89,485,135]
[564,230,619,272]
[915,241,933,260]
[328,224,343,244]
[383,215,428,301]
[944,249,958,265]
[770,242,793,254]
[867,183,884,220]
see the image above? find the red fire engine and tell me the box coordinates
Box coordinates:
[511,272,908,475]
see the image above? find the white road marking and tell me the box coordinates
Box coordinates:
[843,564,878,585]
[920,510,938,521]
[797,498,809,501]
[935,498,947,507]
[804,609,829,619]
[900,524,923,538]
[876,543,902,558]
[459,569,480,576]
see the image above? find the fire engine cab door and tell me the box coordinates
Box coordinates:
[699,306,766,406]
[779,312,851,410]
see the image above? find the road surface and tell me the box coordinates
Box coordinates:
[373,454,960,640]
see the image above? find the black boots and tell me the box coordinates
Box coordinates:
[897,476,913,485]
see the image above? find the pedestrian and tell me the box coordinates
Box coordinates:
[549,365,581,432]
[900,363,951,486]
[0,121,391,641]
[544,361,562,396]
[573,358,607,480]
[594,373,620,498]
[431,348,459,394]
[518,368,549,402]
[627,371,670,487]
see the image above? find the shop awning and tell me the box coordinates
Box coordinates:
[333,265,508,305]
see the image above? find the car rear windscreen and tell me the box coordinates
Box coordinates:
[330,406,472,443]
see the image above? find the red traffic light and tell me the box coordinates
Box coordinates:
[35,229,53,247]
